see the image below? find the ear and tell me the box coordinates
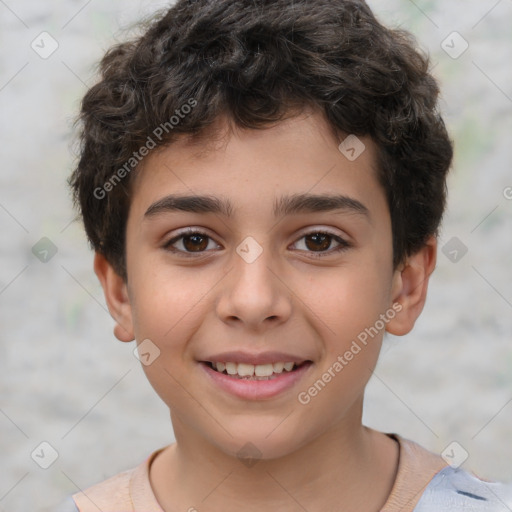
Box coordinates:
[93,252,135,342]
[386,236,437,336]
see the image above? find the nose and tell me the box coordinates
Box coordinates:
[215,240,292,331]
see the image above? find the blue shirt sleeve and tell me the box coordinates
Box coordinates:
[414,466,512,511]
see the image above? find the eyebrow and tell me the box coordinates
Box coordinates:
[144,193,370,221]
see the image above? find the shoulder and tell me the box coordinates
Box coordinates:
[414,465,512,511]
[70,466,135,511]
[68,447,166,511]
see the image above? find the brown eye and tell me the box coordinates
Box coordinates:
[182,234,209,252]
[163,230,220,257]
[293,231,351,257]
[304,233,332,252]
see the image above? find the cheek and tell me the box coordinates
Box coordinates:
[129,261,208,341]
[129,274,199,406]
[295,268,388,414]
[301,262,392,347]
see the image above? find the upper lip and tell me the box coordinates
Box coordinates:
[200,351,311,365]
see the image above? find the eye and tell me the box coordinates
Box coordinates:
[292,230,351,257]
[163,229,221,257]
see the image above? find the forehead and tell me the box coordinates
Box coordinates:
[128,111,386,224]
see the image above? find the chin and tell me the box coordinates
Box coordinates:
[206,419,315,463]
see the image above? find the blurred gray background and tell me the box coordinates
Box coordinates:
[0,1,511,510]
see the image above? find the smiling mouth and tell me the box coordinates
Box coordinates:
[202,361,312,380]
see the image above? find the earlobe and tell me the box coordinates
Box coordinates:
[93,253,135,342]
[385,236,437,336]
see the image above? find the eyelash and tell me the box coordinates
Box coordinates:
[162,228,352,259]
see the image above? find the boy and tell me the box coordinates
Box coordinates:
[61,0,512,510]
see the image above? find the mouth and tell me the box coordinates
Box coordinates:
[199,359,314,400]
[202,360,311,380]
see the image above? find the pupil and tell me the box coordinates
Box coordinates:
[184,235,207,252]
[306,233,330,251]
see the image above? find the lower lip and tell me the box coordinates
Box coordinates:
[200,362,313,400]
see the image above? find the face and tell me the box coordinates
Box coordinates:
[113,111,406,459]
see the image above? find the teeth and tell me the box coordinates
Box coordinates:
[211,361,299,378]
[237,363,254,377]
[273,362,285,373]
[225,362,238,375]
[255,363,274,377]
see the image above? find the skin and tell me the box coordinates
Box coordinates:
[95,109,437,511]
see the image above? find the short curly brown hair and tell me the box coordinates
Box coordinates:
[69,0,453,280]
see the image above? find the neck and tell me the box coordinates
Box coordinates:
[151,402,399,511]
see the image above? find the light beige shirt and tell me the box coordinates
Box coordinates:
[71,434,449,511]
